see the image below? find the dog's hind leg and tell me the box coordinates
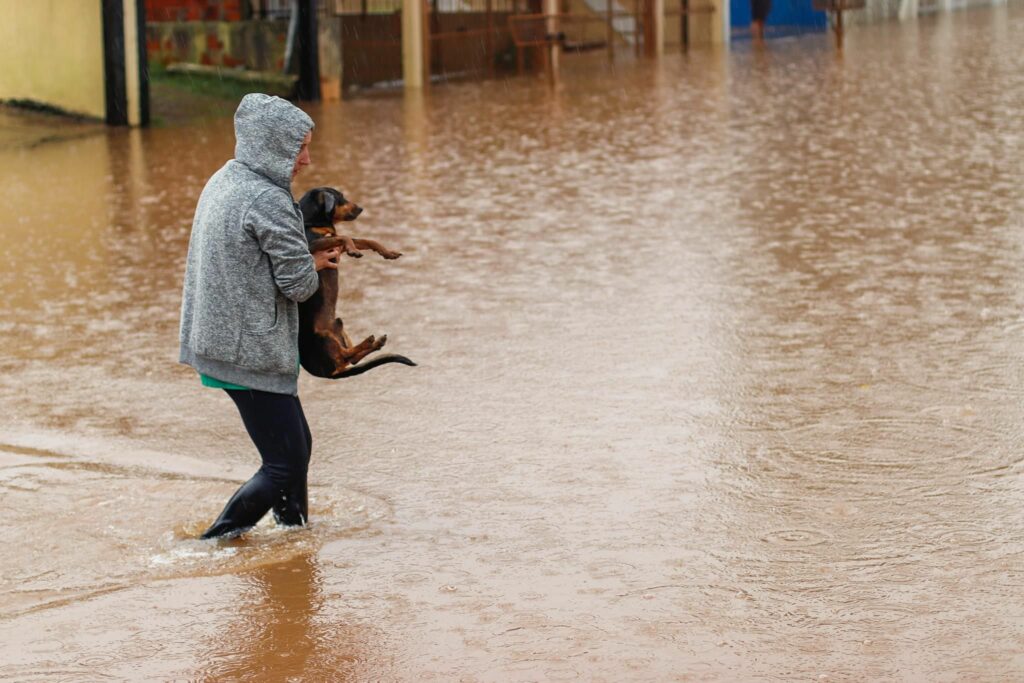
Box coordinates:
[344,334,387,365]
[331,318,387,362]
[328,335,387,377]
[332,318,354,348]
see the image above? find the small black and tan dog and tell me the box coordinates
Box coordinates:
[296,187,416,378]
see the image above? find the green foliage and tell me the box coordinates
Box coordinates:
[147,61,298,126]
[148,64,295,100]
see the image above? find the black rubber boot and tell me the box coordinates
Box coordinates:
[200,473,278,539]
[272,479,308,527]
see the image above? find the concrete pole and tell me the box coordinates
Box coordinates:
[685,0,728,48]
[122,0,141,125]
[543,0,560,82]
[403,0,427,88]
[651,0,664,56]
[318,14,343,99]
[898,0,918,20]
[718,0,729,46]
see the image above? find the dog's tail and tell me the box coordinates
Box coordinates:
[332,354,417,378]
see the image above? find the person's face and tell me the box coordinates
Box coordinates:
[292,131,312,180]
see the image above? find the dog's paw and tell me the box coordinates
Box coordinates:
[381,250,402,260]
[373,334,388,351]
[346,250,363,258]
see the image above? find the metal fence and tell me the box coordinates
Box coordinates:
[322,0,526,87]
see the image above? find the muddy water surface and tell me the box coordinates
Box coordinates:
[2,6,1024,680]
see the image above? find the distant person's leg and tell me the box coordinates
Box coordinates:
[751,0,771,40]
[200,389,311,539]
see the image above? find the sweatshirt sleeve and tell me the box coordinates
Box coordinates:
[245,188,320,303]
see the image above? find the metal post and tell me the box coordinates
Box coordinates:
[634,0,641,57]
[606,0,614,60]
[514,0,523,74]
[644,0,652,56]
[296,0,321,100]
[651,0,663,55]
[486,0,495,78]
[681,0,688,48]
[101,0,127,125]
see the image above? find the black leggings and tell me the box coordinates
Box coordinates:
[201,389,312,539]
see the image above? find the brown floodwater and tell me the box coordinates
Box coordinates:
[2,6,1024,680]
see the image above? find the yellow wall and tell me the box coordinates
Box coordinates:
[0,0,106,119]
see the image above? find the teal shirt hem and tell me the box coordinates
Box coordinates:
[200,373,250,391]
[198,358,300,391]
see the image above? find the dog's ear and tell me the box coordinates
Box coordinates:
[322,192,337,222]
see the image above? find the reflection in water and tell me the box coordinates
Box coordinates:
[197,553,369,681]
[1,5,1024,680]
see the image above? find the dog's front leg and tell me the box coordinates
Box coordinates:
[350,238,402,260]
[309,235,362,259]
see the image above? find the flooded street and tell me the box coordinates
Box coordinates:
[2,5,1024,680]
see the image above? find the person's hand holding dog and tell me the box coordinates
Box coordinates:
[313,247,341,271]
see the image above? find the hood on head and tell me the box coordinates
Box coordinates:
[233,93,314,190]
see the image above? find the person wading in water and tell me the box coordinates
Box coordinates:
[751,0,771,41]
[179,93,341,539]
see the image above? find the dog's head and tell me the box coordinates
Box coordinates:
[298,187,363,232]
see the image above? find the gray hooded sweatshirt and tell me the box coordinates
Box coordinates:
[178,94,317,395]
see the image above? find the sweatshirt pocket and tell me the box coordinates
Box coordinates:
[237,296,295,374]
[243,296,284,335]
[237,324,297,374]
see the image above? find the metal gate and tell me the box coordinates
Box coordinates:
[330,0,405,88]
[327,0,525,90]
[430,0,524,81]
